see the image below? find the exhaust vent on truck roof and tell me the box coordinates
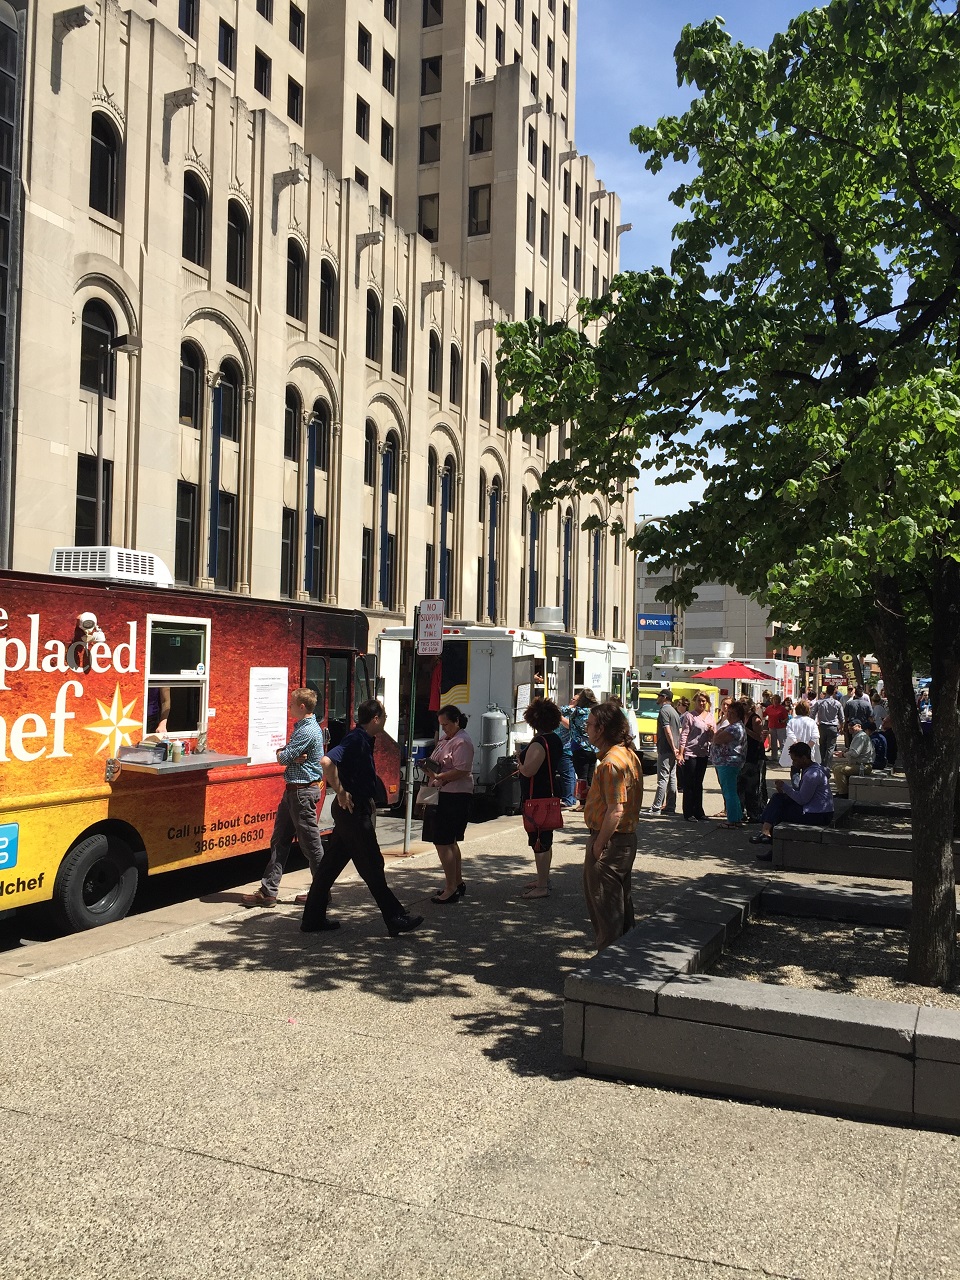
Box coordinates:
[48,546,174,588]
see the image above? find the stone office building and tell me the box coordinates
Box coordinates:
[0,0,630,640]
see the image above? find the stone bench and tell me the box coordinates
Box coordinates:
[771,820,960,881]
[849,772,911,805]
[564,878,960,1130]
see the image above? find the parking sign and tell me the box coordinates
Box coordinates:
[417,599,445,655]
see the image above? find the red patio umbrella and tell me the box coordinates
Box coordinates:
[689,661,772,683]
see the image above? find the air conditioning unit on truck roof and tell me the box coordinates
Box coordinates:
[48,546,174,588]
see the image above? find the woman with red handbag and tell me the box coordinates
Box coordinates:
[516,699,565,900]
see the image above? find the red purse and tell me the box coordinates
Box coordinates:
[522,735,564,850]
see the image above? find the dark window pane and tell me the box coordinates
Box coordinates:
[89,113,120,219]
[419,123,441,164]
[75,455,112,546]
[175,482,198,584]
[218,20,236,68]
[80,300,115,396]
[289,4,304,49]
[420,56,441,95]
[469,113,492,154]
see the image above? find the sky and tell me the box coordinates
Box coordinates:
[572,1,810,516]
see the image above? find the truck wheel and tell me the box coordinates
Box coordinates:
[52,834,138,931]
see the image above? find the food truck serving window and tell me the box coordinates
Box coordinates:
[145,616,210,736]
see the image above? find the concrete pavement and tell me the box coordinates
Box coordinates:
[1,783,959,1280]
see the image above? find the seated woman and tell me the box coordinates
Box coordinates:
[749,742,833,857]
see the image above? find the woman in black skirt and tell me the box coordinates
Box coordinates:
[516,698,565,900]
[428,705,475,904]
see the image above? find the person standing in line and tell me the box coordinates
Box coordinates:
[242,687,326,908]
[647,688,682,816]
[563,689,599,808]
[738,700,767,823]
[779,699,821,765]
[677,691,715,821]
[299,699,423,936]
[844,685,875,734]
[555,707,580,809]
[516,698,565,899]
[764,694,788,762]
[709,700,747,827]
[811,683,844,769]
[582,700,644,952]
[428,704,475,904]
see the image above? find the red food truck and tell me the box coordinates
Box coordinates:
[0,551,397,930]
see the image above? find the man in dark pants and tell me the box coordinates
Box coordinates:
[300,699,423,937]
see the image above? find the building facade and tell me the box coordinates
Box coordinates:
[0,0,630,644]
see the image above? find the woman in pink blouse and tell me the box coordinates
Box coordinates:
[428,704,476,903]
[677,692,716,821]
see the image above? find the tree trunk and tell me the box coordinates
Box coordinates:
[903,757,957,985]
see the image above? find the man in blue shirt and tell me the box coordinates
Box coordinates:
[300,699,423,936]
[242,687,327,907]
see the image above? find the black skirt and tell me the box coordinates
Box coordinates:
[432,791,471,844]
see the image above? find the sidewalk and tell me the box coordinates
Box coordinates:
[0,783,958,1280]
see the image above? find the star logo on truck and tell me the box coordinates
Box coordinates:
[85,685,140,756]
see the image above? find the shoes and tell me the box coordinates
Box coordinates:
[431,889,461,904]
[662,809,677,816]
[241,888,277,907]
[300,919,341,933]
[644,807,662,816]
[749,834,773,845]
[458,882,466,897]
[754,849,773,862]
[388,913,424,937]
[294,893,310,905]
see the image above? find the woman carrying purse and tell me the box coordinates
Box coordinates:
[516,698,565,899]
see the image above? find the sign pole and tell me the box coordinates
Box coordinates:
[402,605,420,855]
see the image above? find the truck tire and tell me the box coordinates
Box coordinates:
[52,834,138,931]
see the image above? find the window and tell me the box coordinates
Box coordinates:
[215,492,237,590]
[182,173,206,264]
[365,291,381,361]
[524,289,533,319]
[421,56,442,95]
[361,528,374,607]
[530,73,537,98]
[449,344,462,405]
[497,391,507,429]
[287,78,303,124]
[423,0,442,25]
[357,24,371,68]
[309,515,327,601]
[591,529,601,634]
[476,1,486,38]
[383,431,399,496]
[319,260,338,337]
[539,300,546,320]
[256,0,273,20]
[562,168,570,206]
[470,113,492,153]
[382,50,395,92]
[286,240,305,321]
[479,470,487,522]
[364,421,377,486]
[561,232,569,280]
[75,455,112,547]
[479,278,490,296]
[380,120,394,162]
[526,194,535,244]
[280,508,297,597]
[560,56,568,90]
[79,300,116,396]
[545,93,552,116]
[380,189,393,218]
[527,124,536,165]
[603,218,610,251]
[603,276,609,294]
[562,2,569,34]
[593,204,600,239]
[356,96,369,140]
[254,48,272,98]
[573,244,581,290]
[427,447,438,506]
[354,168,368,189]
[284,386,301,460]
[495,25,504,62]
[592,265,599,296]
[384,0,396,24]
[145,619,209,734]
[225,200,248,289]
[575,183,582,218]
[391,307,406,376]
[289,4,304,50]
[539,209,549,258]
[218,19,235,69]
[311,399,330,471]
[89,113,121,219]
[515,0,523,22]
[479,365,490,421]
[419,123,441,164]
[541,142,550,181]
[218,360,242,442]
[546,36,554,69]
[418,192,439,242]
[425,543,435,598]
[531,12,539,46]
[175,482,198,585]
[468,184,491,236]
[179,342,204,428]
[178,0,197,39]
[427,331,441,395]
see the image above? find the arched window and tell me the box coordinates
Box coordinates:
[182,172,207,265]
[439,453,456,605]
[218,359,242,442]
[426,446,438,507]
[591,528,602,635]
[449,344,462,406]
[384,430,399,495]
[319,260,338,338]
[79,300,117,396]
[364,419,377,486]
[561,507,574,631]
[479,364,490,422]
[365,290,381,361]
[286,239,305,321]
[179,341,205,428]
[311,398,331,472]
[478,469,487,523]
[391,307,406,376]
[284,386,301,461]
[378,430,400,608]
[226,200,249,289]
[486,475,502,622]
[89,112,121,219]
[427,331,441,395]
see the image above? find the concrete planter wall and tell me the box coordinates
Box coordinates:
[772,818,960,882]
[849,774,911,805]
[564,877,960,1131]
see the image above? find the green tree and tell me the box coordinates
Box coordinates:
[497,0,960,983]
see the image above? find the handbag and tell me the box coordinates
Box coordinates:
[522,735,563,851]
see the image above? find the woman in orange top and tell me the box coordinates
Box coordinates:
[582,700,644,951]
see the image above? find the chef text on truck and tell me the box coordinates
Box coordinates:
[0,554,397,931]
